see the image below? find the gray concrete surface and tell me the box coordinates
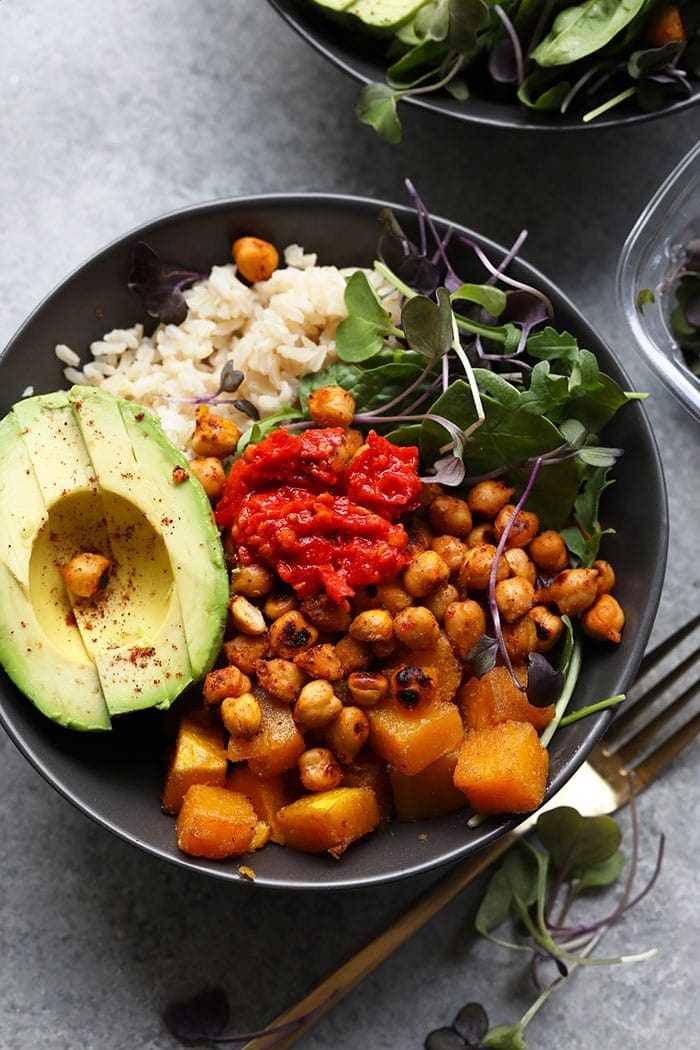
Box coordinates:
[0,1,698,1047]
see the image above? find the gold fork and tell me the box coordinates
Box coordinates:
[243,611,700,1050]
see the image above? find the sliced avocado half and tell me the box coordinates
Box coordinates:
[308,0,432,34]
[0,387,228,730]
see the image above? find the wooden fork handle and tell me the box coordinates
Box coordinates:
[241,831,519,1050]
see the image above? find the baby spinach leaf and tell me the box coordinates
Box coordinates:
[336,270,403,362]
[536,807,622,872]
[518,68,571,110]
[561,464,614,565]
[531,0,648,68]
[452,282,507,316]
[446,0,490,52]
[356,83,403,143]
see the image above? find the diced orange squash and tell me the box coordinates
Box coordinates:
[341,749,394,823]
[226,766,298,844]
[276,786,380,858]
[367,695,463,776]
[453,720,549,814]
[176,785,258,858]
[390,749,467,821]
[162,713,228,815]
[458,666,555,733]
[226,689,305,778]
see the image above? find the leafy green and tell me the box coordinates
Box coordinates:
[335,270,403,361]
[560,465,615,566]
[530,0,649,67]
[536,806,621,872]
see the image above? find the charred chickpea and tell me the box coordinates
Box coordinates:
[593,560,616,596]
[417,482,445,508]
[393,606,441,649]
[582,595,625,644]
[221,693,262,737]
[306,385,356,428]
[293,643,344,681]
[430,535,468,573]
[60,552,111,598]
[191,405,241,458]
[390,665,436,709]
[334,635,372,674]
[269,610,319,658]
[230,563,275,598]
[323,707,370,764]
[232,236,279,282]
[376,579,414,613]
[494,505,540,549]
[466,522,496,548]
[351,585,382,614]
[536,568,599,617]
[229,595,267,636]
[504,547,537,586]
[349,608,394,643]
[298,748,343,792]
[428,495,472,537]
[444,599,486,660]
[263,587,298,620]
[467,480,515,519]
[495,576,535,624]
[403,550,450,598]
[254,658,306,704]
[424,581,459,623]
[188,457,225,501]
[501,615,538,662]
[347,671,389,707]
[301,594,352,633]
[528,530,569,575]
[293,680,343,729]
[223,634,269,675]
[459,543,509,591]
[203,665,251,705]
[330,428,365,472]
[404,517,435,558]
[529,605,565,654]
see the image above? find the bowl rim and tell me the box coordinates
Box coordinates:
[616,142,700,422]
[0,191,669,889]
[266,0,700,133]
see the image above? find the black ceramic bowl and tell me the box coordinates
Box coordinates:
[0,194,667,889]
[267,0,700,132]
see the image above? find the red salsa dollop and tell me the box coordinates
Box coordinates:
[215,427,422,604]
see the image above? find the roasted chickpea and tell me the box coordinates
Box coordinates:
[593,560,616,596]
[229,595,267,636]
[298,748,343,792]
[191,405,241,458]
[307,385,356,427]
[494,505,540,549]
[300,594,352,633]
[60,552,111,598]
[188,457,226,501]
[293,643,344,682]
[536,568,599,617]
[393,606,440,649]
[403,550,450,597]
[330,428,365,471]
[459,543,509,591]
[203,665,251,705]
[423,581,459,623]
[389,665,436,709]
[504,547,537,586]
[501,615,538,661]
[495,576,535,624]
[347,671,389,707]
[334,635,372,674]
[404,517,435,558]
[372,638,397,659]
[417,483,445,508]
[221,693,262,737]
[230,564,276,598]
[232,235,279,282]
[444,599,487,660]
[428,495,472,537]
[323,707,370,764]
[223,633,269,675]
[254,658,306,703]
[349,608,394,643]
[529,605,565,653]
[467,480,515,518]
[645,4,686,47]
[351,585,382,615]
[528,530,568,575]
[582,595,625,644]
[376,579,414,614]
[430,535,468,573]
[293,680,343,728]
[263,587,298,620]
[466,522,496,548]
[269,610,319,658]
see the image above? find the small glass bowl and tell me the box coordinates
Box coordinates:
[616,143,700,421]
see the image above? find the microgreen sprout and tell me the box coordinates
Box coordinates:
[128,242,206,326]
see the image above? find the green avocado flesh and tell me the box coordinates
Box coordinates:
[310,0,431,32]
[0,387,228,730]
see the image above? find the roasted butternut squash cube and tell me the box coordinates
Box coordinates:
[226,689,305,778]
[276,786,380,858]
[453,720,549,815]
[367,695,463,776]
[162,713,228,815]
[341,750,394,823]
[390,749,467,821]
[176,785,258,858]
[226,766,298,844]
[458,666,555,733]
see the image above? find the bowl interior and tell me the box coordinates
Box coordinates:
[267,0,700,132]
[0,194,668,889]
[617,143,700,421]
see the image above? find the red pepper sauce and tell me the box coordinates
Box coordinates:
[216,428,422,605]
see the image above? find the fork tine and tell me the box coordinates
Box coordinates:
[635,610,700,678]
[605,642,700,745]
[610,677,699,769]
[626,709,700,789]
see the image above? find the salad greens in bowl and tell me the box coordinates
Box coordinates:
[0,191,667,889]
[268,0,700,137]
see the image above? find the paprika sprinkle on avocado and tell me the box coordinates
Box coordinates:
[215,427,422,605]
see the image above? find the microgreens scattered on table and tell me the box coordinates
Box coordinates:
[639,231,700,377]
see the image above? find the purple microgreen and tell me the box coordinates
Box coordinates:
[217,361,245,394]
[231,398,260,421]
[467,634,498,678]
[492,5,525,85]
[525,652,564,707]
[458,235,554,320]
[128,242,206,325]
[162,985,229,1043]
[453,1001,489,1044]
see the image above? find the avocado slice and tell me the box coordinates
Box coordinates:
[309,0,432,34]
[0,387,228,729]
